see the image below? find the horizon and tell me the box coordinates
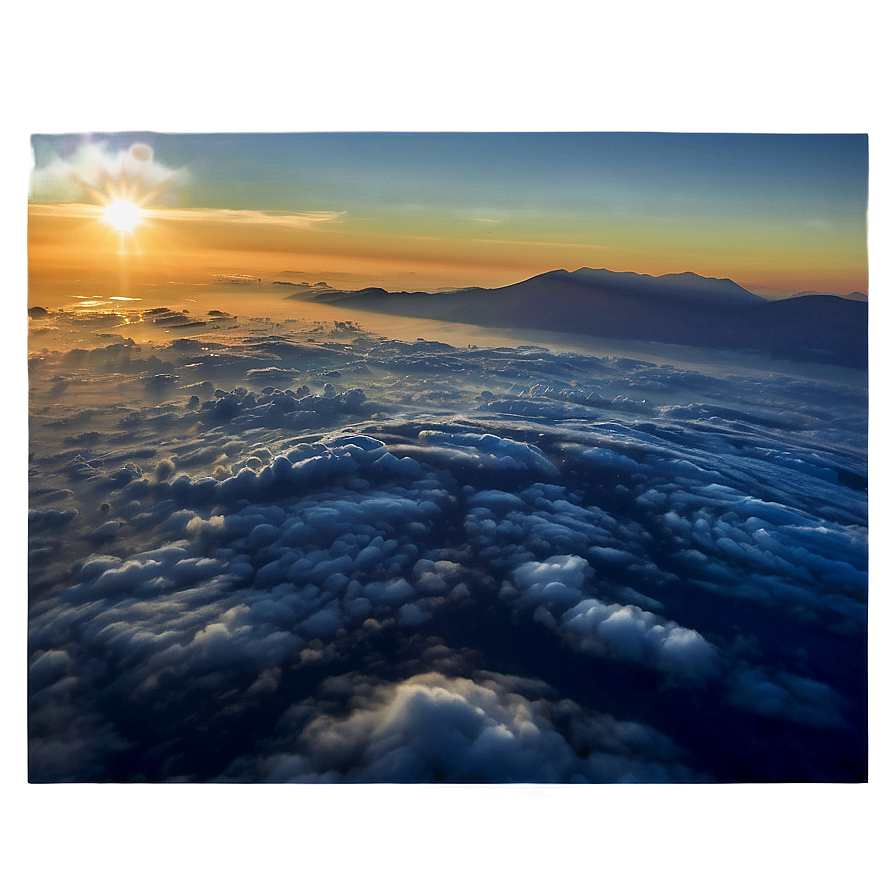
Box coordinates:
[28,132,868,301]
[26,128,869,790]
[281,265,869,301]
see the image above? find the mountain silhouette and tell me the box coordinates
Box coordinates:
[789,289,868,303]
[295,268,867,368]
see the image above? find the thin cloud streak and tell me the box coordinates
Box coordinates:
[29,203,346,228]
[407,233,612,251]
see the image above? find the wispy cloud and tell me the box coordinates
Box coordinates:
[28,203,345,228]
[407,232,610,251]
[472,237,610,250]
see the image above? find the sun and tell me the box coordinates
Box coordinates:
[102,199,145,234]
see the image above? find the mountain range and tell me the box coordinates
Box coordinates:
[292,267,868,368]
[789,289,868,302]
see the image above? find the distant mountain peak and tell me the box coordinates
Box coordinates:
[789,289,868,302]
[298,265,865,367]
[553,267,764,306]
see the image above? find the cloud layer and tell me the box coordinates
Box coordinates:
[28,307,868,781]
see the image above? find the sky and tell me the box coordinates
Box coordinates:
[28,132,868,299]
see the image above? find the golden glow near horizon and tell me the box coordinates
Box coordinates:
[27,198,869,301]
[28,135,869,301]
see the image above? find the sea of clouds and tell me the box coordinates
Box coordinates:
[27,306,868,781]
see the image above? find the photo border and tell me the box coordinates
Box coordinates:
[8,3,891,892]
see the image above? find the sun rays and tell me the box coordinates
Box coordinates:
[49,140,184,250]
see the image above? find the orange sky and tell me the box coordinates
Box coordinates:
[28,201,868,303]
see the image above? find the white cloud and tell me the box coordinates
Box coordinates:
[560,600,720,679]
[513,554,590,605]
[247,672,701,783]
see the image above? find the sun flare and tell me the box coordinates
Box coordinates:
[102,199,144,234]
